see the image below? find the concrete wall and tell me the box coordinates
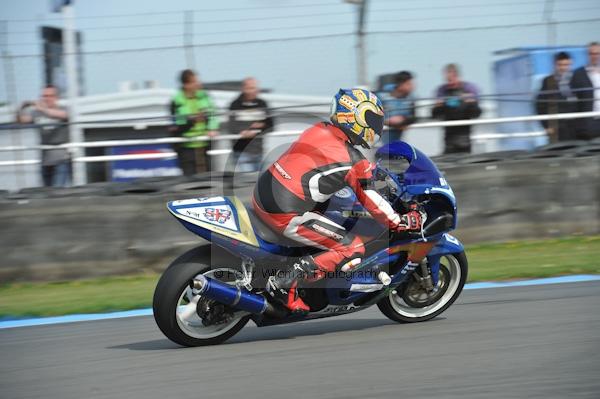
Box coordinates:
[1,153,598,282]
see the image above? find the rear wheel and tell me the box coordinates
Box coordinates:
[153,248,249,347]
[378,252,468,323]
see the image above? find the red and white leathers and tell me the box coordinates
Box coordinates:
[253,122,405,274]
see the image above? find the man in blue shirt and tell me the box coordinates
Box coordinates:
[379,71,417,144]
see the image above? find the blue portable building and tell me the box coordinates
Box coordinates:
[492,45,588,149]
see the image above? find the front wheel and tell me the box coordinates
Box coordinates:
[153,253,250,347]
[378,252,468,323]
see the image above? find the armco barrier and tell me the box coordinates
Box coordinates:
[0,154,598,282]
[537,140,589,152]
[576,145,600,156]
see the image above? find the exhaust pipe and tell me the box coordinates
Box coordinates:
[191,275,286,317]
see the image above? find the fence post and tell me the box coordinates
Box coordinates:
[1,20,25,188]
[62,4,86,185]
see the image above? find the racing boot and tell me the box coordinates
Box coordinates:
[266,255,317,314]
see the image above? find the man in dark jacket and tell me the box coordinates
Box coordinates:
[570,42,600,140]
[228,77,273,172]
[432,64,481,154]
[536,51,577,142]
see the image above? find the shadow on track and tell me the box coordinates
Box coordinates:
[109,339,182,351]
[229,317,399,344]
[108,317,424,351]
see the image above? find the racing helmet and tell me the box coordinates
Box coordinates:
[330,88,385,149]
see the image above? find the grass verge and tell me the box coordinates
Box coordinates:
[1,235,599,318]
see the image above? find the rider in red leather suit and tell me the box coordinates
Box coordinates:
[253,89,422,313]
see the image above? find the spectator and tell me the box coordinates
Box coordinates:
[535,52,577,142]
[379,71,416,144]
[432,63,482,154]
[228,77,273,172]
[570,42,600,140]
[169,69,219,176]
[16,85,71,187]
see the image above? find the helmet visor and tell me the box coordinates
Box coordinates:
[365,109,384,136]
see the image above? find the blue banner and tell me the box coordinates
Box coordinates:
[110,145,181,182]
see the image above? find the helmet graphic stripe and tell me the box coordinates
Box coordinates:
[339,95,358,111]
[353,89,368,102]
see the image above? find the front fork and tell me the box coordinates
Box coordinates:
[414,261,436,292]
[363,241,438,306]
[405,241,438,293]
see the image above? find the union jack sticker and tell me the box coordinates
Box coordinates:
[203,208,232,224]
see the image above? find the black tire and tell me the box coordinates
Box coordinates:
[378,251,468,323]
[153,248,249,347]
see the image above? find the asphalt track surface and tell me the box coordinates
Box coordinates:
[1,281,599,399]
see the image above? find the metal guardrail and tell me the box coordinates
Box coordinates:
[1,111,599,167]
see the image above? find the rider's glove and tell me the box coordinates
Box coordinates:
[394,209,423,232]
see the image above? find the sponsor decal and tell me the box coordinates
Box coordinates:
[400,262,419,275]
[334,187,353,199]
[318,304,361,314]
[203,208,232,224]
[342,210,372,218]
[185,209,203,219]
[274,162,291,180]
[444,233,460,245]
[311,223,344,241]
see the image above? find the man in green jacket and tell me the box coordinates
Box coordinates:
[169,69,219,175]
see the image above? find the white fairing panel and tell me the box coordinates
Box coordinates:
[168,196,260,246]
[170,197,239,232]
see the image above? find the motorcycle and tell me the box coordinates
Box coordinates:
[153,141,468,346]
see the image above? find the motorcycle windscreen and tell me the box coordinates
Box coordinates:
[376,141,449,188]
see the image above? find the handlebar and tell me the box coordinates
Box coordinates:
[373,164,403,184]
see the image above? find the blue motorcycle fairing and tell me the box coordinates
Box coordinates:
[404,184,456,207]
[402,184,457,230]
[297,232,464,307]
[324,245,403,305]
[427,233,465,286]
[175,217,294,262]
